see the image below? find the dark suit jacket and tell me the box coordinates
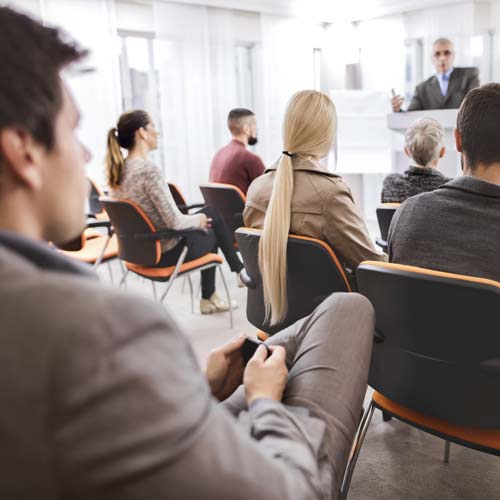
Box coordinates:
[407,67,479,111]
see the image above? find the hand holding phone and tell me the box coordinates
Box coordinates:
[243,343,288,404]
[241,338,271,365]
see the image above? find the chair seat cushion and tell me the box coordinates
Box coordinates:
[373,391,500,453]
[126,253,223,280]
[59,234,118,264]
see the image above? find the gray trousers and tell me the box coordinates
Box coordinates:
[223,292,374,497]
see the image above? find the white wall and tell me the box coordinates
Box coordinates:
[4,0,122,185]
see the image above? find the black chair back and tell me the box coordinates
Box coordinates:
[88,178,104,216]
[376,204,399,242]
[199,183,245,242]
[236,228,351,335]
[357,261,500,428]
[168,182,189,215]
[100,197,160,266]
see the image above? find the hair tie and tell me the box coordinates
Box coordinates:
[282,150,293,158]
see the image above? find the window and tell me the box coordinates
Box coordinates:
[118,30,164,167]
[235,43,255,109]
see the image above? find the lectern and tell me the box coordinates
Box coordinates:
[387,109,460,178]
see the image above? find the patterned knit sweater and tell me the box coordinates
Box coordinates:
[381,166,451,203]
[110,158,204,252]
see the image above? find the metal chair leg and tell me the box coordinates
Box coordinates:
[339,400,375,500]
[218,266,233,328]
[187,275,194,313]
[93,234,111,268]
[151,281,157,301]
[160,246,189,303]
[443,440,451,463]
[107,261,114,284]
[119,268,129,288]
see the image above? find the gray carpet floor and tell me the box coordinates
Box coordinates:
[98,261,500,500]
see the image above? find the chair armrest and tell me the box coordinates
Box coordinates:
[132,227,208,241]
[186,202,205,210]
[239,269,256,289]
[87,219,113,236]
[375,237,387,252]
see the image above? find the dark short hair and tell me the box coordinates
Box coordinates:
[457,84,500,169]
[0,7,87,157]
[227,108,255,134]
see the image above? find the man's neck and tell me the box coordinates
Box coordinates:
[0,191,44,241]
[464,162,500,185]
[437,67,453,77]
[231,134,248,146]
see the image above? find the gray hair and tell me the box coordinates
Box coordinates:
[404,117,444,167]
[433,37,453,48]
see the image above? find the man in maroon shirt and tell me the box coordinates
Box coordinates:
[209,108,265,195]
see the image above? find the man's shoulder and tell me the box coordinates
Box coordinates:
[453,67,479,79]
[0,256,175,352]
[417,75,437,91]
[397,189,443,216]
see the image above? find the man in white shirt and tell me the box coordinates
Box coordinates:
[391,38,479,112]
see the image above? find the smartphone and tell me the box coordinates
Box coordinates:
[241,338,271,365]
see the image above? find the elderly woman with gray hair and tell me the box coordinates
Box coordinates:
[381,117,452,203]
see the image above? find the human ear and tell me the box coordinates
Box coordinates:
[454,128,463,153]
[0,128,43,191]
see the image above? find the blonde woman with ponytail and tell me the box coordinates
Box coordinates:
[106,110,244,314]
[245,90,386,324]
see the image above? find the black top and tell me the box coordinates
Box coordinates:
[381,166,451,203]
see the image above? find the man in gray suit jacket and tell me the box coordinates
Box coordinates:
[0,7,374,500]
[392,38,479,112]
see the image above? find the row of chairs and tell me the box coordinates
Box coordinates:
[60,180,246,327]
[234,230,500,497]
[61,179,500,497]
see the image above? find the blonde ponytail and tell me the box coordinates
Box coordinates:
[259,154,294,325]
[258,90,337,325]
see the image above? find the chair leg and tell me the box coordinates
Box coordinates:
[443,440,451,463]
[187,275,194,313]
[119,268,129,288]
[339,400,375,500]
[160,246,189,303]
[218,266,233,329]
[382,411,392,422]
[93,234,111,268]
[151,281,157,301]
[107,261,114,284]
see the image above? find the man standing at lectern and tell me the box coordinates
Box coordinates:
[391,38,479,112]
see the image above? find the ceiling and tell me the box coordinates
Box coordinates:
[125,0,479,22]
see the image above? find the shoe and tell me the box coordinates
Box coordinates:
[237,271,245,288]
[200,292,238,314]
